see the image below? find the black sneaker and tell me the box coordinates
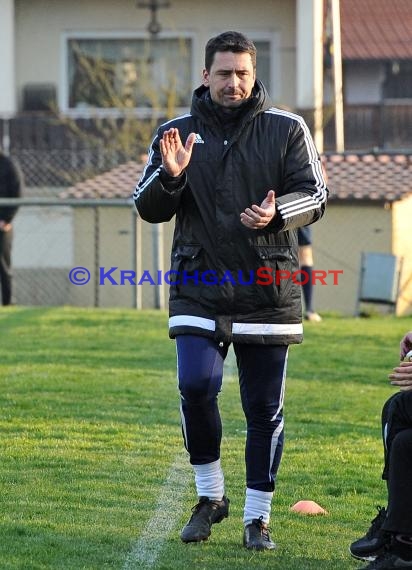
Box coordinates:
[361,549,412,569]
[180,496,229,543]
[243,516,276,550]
[350,506,390,561]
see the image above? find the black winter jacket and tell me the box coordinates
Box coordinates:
[134,81,328,345]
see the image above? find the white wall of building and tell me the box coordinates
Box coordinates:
[0,0,16,114]
[14,0,297,111]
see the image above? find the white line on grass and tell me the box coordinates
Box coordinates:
[123,451,191,569]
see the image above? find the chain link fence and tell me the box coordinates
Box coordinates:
[1,114,411,315]
[1,114,155,188]
[0,198,175,310]
[1,197,411,315]
[11,148,131,188]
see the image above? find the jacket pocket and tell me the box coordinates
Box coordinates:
[170,244,203,294]
[253,245,296,307]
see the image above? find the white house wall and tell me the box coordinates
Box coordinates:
[14,0,297,112]
[0,0,16,114]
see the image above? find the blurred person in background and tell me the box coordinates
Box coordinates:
[0,150,23,306]
[298,226,322,322]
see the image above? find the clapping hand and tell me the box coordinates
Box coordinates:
[160,128,196,178]
[240,190,276,229]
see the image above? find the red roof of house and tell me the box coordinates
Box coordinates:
[324,152,412,201]
[61,153,412,203]
[60,161,144,199]
[341,0,412,60]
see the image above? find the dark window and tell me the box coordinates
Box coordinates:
[383,60,412,99]
[67,38,192,110]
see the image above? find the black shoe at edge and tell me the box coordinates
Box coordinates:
[360,548,412,569]
[350,506,391,562]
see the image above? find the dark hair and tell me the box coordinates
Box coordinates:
[204,31,257,71]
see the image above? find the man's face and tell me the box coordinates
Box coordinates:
[202,51,256,108]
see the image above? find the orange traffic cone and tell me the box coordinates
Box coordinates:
[290,500,328,515]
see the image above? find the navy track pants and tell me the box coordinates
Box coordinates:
[176,335,288,492]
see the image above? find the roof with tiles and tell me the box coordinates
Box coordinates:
[60,161,144,200]
[61,153,412,203]
[324,153,412,201]
[341,0,412,60]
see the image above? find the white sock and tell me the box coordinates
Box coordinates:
[243,487,273,526]
[193,459,224,500]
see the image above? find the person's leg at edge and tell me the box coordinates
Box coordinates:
[299,244,321,321]
[380,391,412,561]
[235,343,288,546]
[381,392,402,481]
[0,228,13,306]
[349,391,412,564]
[301,263,314,312]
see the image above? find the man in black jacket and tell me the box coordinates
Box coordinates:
[134,31,328,549]
[0,151,23,305]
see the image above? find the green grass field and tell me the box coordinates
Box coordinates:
[1,307,411,569]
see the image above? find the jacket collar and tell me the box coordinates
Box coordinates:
[191,79,272,129]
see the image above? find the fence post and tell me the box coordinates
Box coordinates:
[131,208,142,309]
[152,224,165,309]
[93,206,99,307]
[379,103,385,149]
